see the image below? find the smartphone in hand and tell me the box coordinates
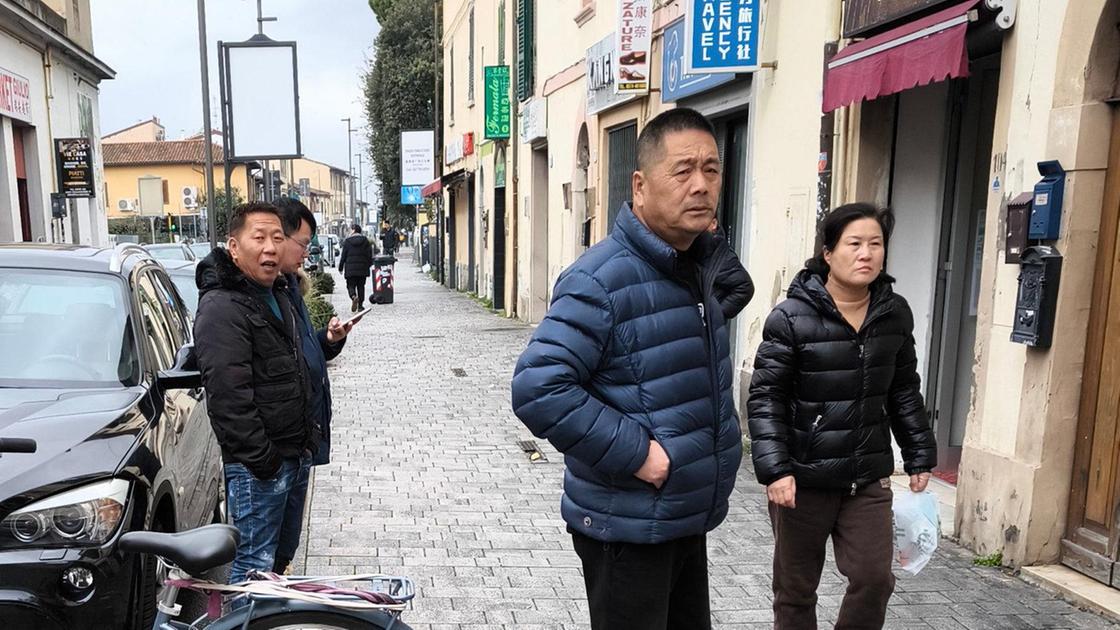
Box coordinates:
[341,306,373,327]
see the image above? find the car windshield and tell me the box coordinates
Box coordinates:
[0,269,139,388]
[147,246,188,261]
[190,243,212,258]
[167,271,199,317]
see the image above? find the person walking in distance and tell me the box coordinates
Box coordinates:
[272,198,357,574]
[747,203,937,629]
[338,224,373,312]
[380,222,398,257]
[193,202,320,584]
[511,108,743,630]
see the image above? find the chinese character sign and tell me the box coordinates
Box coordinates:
[685,0,759,74]
[0,66,32,123]
[484,66,512,139]
[615,0,653,95]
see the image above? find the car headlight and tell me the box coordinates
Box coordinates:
[1,479,129,548]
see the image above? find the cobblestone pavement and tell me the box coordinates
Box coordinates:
[295,252,1114,630]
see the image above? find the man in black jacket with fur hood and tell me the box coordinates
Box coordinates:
[194,202,316,584]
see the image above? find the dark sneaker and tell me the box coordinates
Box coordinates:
[351,297,359,312]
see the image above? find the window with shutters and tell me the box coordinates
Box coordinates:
[606,123,638,230]
[468,6,476,104]
[516,0,535,101]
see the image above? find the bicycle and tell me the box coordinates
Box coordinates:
[119,524,416,629]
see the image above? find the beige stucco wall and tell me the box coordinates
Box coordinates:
[734,0,842,380]
[956,0,1119,566]
[103,120,165,144]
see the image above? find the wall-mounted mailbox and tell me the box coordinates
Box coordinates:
[1029,160,1065,240]
[1010,245,1063,348]
[1006,191,1032,264]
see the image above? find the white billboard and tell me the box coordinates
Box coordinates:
[400,130,435,186]
[226,41,301,160]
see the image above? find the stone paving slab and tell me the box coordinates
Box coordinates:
[294,253,1114,630]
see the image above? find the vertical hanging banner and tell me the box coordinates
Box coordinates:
[685,0,760,74]
[484,66,511,139]
[615,0,653,94]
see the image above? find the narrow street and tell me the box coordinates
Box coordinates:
[295,252,1113,630]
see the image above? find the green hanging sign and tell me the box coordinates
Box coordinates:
[484,65,511,140]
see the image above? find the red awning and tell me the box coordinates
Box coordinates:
[421,178,442,198]
[823,0,979,113]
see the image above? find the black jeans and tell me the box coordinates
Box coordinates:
[345,275,366,306]
[571,530,711,630]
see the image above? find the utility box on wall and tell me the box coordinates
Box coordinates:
[1010,246,1063,348]
[1006,192,1032,264]
[1029,161,1065,240]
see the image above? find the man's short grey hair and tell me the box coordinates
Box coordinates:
[636,108,718,172]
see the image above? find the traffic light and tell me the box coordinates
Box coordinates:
[167,213,177,233]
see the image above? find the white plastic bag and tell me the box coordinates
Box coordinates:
[892,489,940,575]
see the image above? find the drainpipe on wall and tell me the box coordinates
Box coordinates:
[508,0,519,319]
[41,45,60,243]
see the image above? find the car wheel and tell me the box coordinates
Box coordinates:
[128,521,166,630]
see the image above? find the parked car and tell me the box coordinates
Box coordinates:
[0,243,222,630]
[162,260,199,317]
[144,242,196,263]
[188,241,213,260]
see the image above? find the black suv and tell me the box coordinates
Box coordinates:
[0,243,222,629]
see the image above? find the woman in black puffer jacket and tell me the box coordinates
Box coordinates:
[747,202,937,630]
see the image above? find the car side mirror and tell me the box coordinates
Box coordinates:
[157,343,201,390]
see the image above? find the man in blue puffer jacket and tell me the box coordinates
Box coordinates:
[511,108,743,630]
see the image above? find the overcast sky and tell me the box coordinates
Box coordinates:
[90,0,381,199]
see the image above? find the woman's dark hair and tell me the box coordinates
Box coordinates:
[805,202,895,276]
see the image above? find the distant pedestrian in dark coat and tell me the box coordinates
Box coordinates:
[747,202,937,629]
[338,224,373,312]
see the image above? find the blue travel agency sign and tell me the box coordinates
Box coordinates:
[685,0,760,74]
[661,18,735,102]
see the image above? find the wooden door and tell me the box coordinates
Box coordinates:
[1063,110,1120,588]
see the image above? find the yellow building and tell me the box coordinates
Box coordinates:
[102,139,254,238]
[283,157,352,233]
[103,117,166,144]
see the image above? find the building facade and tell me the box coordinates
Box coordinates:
[439,0,1120,599]
[0,0,114,246]
[102,138,254,239]
[441,0,517,312]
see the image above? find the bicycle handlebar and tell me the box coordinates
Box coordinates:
[0,438,37,453]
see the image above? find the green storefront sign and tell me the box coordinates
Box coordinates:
[484,65,511,140]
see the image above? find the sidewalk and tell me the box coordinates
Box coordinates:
[295,252,1114,629]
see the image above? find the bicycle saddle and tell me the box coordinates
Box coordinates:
[119,524,239,577]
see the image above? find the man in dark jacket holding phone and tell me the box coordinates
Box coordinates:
[194,202,317,584]
[338,224,374,311]
[271,198,356,574]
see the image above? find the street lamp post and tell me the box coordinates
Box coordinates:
[355,152,364,223]
[341,118,355,222]
[196,0,217,247]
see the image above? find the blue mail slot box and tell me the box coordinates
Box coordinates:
[1029,160,1065,240]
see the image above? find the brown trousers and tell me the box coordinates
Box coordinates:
[769,479,895,629]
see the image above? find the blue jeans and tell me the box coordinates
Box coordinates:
[224,455,311,584]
